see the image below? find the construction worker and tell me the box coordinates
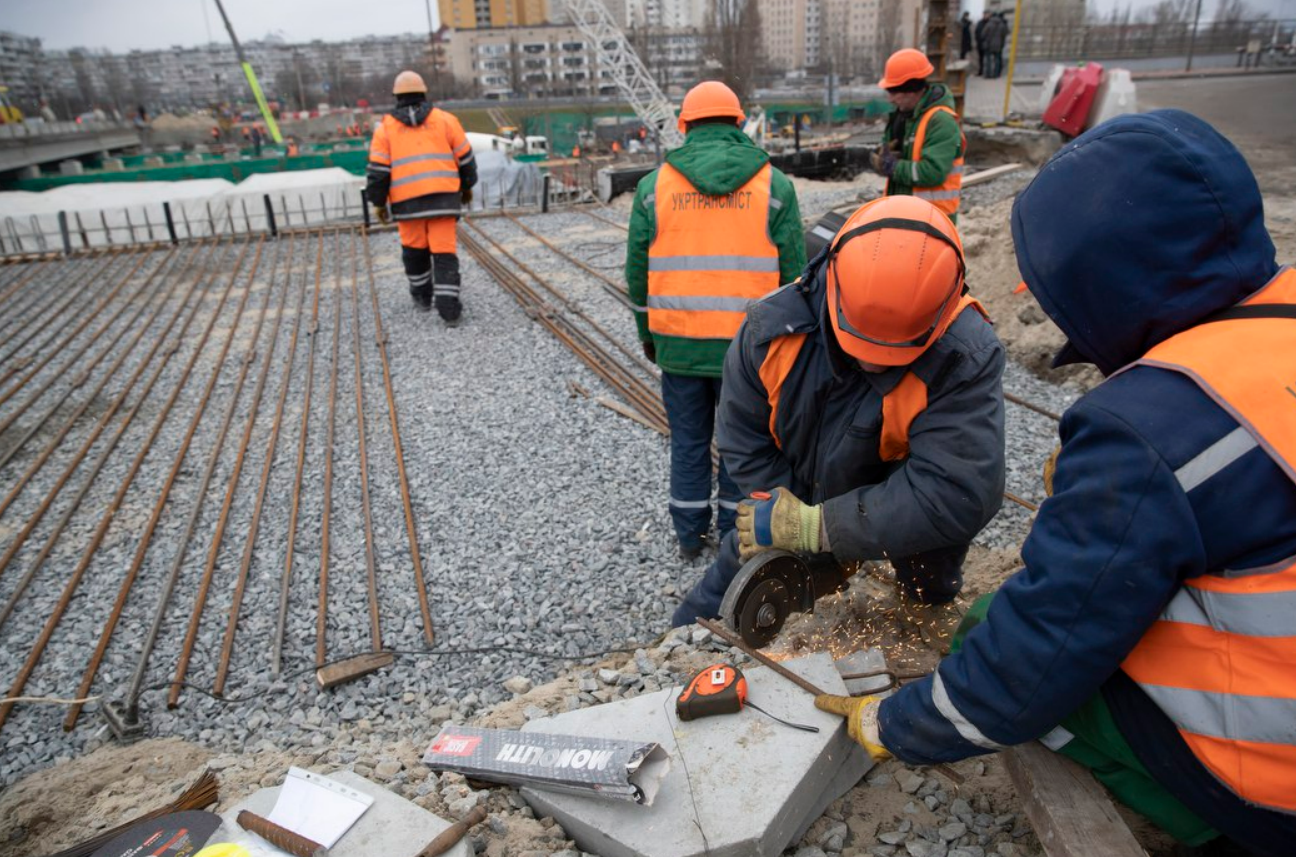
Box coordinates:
[671,193,1003,622]
[815,111,1296,856]
[873,48,966,222]
[366,70,476,322]
[626,81,805,561]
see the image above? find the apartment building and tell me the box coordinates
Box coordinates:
[447,24,621,97]
[438,0,550,29]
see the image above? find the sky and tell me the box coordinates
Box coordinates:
[6,0,1295,52]
[5,0,445,52]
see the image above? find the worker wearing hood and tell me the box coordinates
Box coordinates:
[816,110,1296,855]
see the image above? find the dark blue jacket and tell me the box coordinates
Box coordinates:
[878,111,1296,855]
[716,258,1005,561]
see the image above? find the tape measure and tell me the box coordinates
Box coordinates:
[676,663,747,721]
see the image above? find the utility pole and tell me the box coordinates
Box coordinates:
[1185,0,1204,72]
[293,49,307,112]
[211,0,284,142]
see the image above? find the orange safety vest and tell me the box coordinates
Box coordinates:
[910,105,965,217]
[647,163,780,341]
[759,296,988,456]
[370,111,468,205]
[1120,267,1296,814]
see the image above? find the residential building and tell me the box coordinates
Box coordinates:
[438,0,549,29]
[448,24,620,97]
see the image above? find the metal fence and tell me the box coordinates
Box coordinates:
[1012,18,1295,61]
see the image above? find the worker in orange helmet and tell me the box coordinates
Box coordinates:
[627,79,805,562]
[366,70,477,322]
[673,194,1005,626]
[874,48,967,222]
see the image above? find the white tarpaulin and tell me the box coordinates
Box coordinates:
[0,168,363,252]
[464,149,543,211]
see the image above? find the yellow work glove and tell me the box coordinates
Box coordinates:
[373,204,390,225]
[1043,445,1060,497]
[735,487,822,562]
[815,694,891,762]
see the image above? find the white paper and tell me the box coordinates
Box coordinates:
[266,767,374,849]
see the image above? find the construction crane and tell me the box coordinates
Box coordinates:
[564,0,685,150]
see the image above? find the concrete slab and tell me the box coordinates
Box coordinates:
[214,769,470,857]
[521,653,872,857]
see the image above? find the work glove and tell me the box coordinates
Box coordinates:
[373,204,390,225]
[814,694,891,763]
[641,340,656,363]
[735,487,822,562]
[1043,445,1060,497]
[461,186,474,207]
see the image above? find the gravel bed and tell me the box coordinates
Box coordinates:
[1,209,1070,856]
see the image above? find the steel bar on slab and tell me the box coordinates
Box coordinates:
[0,259,51,312]
[0,241,215,576]
[1003,491,1039,512]
[697,618,829,696]
[67,240,286,727]
[461,220,666,433]
[0,258,67,337]
[361,228,433,644]
[503,211,632,308]
[1004,392,1062,423]
[0,239,258,731]
[585,209,629,232]
[165,239,286,709]
[0,250,149,397]
[273,231,325,676]
[316,229,344,667]
[0,255,107,365]
[0,249,162,463]
[211,232,310,696]
[460,226,667,435]
[476,216,655,378]
[347,229,383,652]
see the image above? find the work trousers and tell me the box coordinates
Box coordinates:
[660,372,741,549]
[398,217,461,321]
[952,594,1217,846]
[670,530,967,627]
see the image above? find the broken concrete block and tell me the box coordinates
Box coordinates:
[521,652,872,857]
[59,159,84,175]
[217,769,469,857]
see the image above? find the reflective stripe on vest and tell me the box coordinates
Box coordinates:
[760,297,989,457]
[380,112,461,204]
[1119,266,1296,814]
[647,163,779,340]
[911,105,965,217]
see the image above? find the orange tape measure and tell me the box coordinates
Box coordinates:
[676,663,748,721]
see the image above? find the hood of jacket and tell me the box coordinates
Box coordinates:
[664,122,770,196]
[391,99,433,128]
[1012,109,1277,376]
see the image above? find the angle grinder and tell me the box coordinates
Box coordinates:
[718,549,856,647]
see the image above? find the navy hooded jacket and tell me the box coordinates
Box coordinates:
[877,111,1296,854]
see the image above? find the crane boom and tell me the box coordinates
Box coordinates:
[564,0,684,150]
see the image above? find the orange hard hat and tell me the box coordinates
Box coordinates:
[677,81,745,133]
[393,70,427,95]
[878,49,935,90]
[826,196,965,366]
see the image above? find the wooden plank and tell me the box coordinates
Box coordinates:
[963,163,1023,187]
[315,651,395,690]
[1003,741,1148,857]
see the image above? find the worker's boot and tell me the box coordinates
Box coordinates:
[402,246,433,313]
[410,285,432,312]
[433,255,462,326]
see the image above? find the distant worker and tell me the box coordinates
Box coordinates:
[814,111,1296,857]
[975,11,991,76]
[626,80,805,562]
[960,12,973,60]
[210,125,221,144]
[984,12,1010,79]
[873,48,966,222]
[366,70,476,322]
[285,137,300,157]
[250,125,263,158]
[571,144,581,158]
[672,194,1004,623]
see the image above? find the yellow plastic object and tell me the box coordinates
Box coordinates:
[195,844,251,857]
